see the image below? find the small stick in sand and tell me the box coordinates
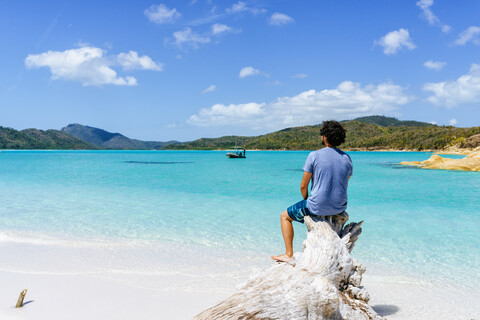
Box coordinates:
[15,289,27,308]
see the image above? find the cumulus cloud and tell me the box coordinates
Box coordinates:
[202,84,217,94]
[376,29,416,55]
[269,13,294,26]
[117,51,163,71]
[212,23,232,35]
[188,80,412,130]
[292,73,308,79]
[170,24,236,49]
[226,1,266,15]
[449,118,458,126]
[416,0,450,33]
[416,0,438,25]
[423,64,480,107]
[455,26,480,46]
[145,4,181,24]
[239,66,261,78]
[24,46,165,86]
[188,102,266,127]
[172,27,211,48]
[227,1,248,13]
[423,60,446,71]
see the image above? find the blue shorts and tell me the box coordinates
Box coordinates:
[287,199,312,223]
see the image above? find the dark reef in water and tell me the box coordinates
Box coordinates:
[123,161,194,165]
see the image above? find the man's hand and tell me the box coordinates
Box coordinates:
[300,171,312,200]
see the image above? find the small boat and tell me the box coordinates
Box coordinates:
[226,147,246,158]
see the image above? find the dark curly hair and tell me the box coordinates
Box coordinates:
[320,120,346,147]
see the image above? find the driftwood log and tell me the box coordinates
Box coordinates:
[15,289,27,308]
[195,213,384,320]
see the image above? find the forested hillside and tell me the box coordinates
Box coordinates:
[0,127,97,149]
[61,124,178,150]
[165,116,480,151]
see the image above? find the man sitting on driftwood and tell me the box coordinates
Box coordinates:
[272,120,352,262]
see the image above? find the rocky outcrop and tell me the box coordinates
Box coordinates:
[194,215,383,320]
[400,149,480,171]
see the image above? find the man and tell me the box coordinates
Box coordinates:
[272,120,352,262]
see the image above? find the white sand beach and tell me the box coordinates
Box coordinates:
[0,240,479,320]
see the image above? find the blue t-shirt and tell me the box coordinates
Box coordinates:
[303,147,353,216]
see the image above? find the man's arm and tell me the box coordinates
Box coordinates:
[300,171,312,200]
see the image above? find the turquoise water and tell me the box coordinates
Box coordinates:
[0,150,479,286]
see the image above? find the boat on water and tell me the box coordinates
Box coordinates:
[226,147,246,158]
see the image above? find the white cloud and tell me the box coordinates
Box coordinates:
[423,64,480,107]
[172,27,211,48]
[188,80,412,130]
[449,118,458,126]
[169,24,236,49]
[455,26,480,46]
[227,1,247,13]
[416,0,439,25]
[416,0,450,33]
[212,23,232,35]
[23,46,157,86]
[202,84,217,94]
[376,29,416,55]
[423,60,446,71]
[239,66,261,78]
[117,51,163,71]
[269,13,294,26]
[145,4,181,24]
[226,1,266,15]
[251,8,267,15]
[188,102,267,127]
[429,121,437,125]
[292,73,308,79]
[267,80,282,86]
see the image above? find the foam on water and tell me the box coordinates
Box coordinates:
[0,150,479,289]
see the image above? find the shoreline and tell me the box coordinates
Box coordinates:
[1,260,478,319]
[0,148,475,155]
[0,239,479,320]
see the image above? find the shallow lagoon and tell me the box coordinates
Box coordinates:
[0,150,478,288]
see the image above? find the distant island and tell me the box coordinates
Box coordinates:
[164,116,480,151]
[1,116,479,151]
[0,126,97,149]
[61,124,179,150]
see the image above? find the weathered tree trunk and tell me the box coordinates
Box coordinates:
[195,214,383,320]
[16,289,27,308]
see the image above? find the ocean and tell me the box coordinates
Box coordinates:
[0,150,479,290]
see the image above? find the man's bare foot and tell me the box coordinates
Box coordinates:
[271,254,294,262]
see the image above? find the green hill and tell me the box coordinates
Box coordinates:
[3,116,479,151]
[165,116,480,151]
[61,124,179,150]
[0,126,98,149]
[166,135,255,150]
[345,115,435,127]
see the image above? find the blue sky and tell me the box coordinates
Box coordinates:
[1,0,480,141]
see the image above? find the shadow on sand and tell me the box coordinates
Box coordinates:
[371,304,400,317]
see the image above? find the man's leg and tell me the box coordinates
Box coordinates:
[271,210,295,262]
